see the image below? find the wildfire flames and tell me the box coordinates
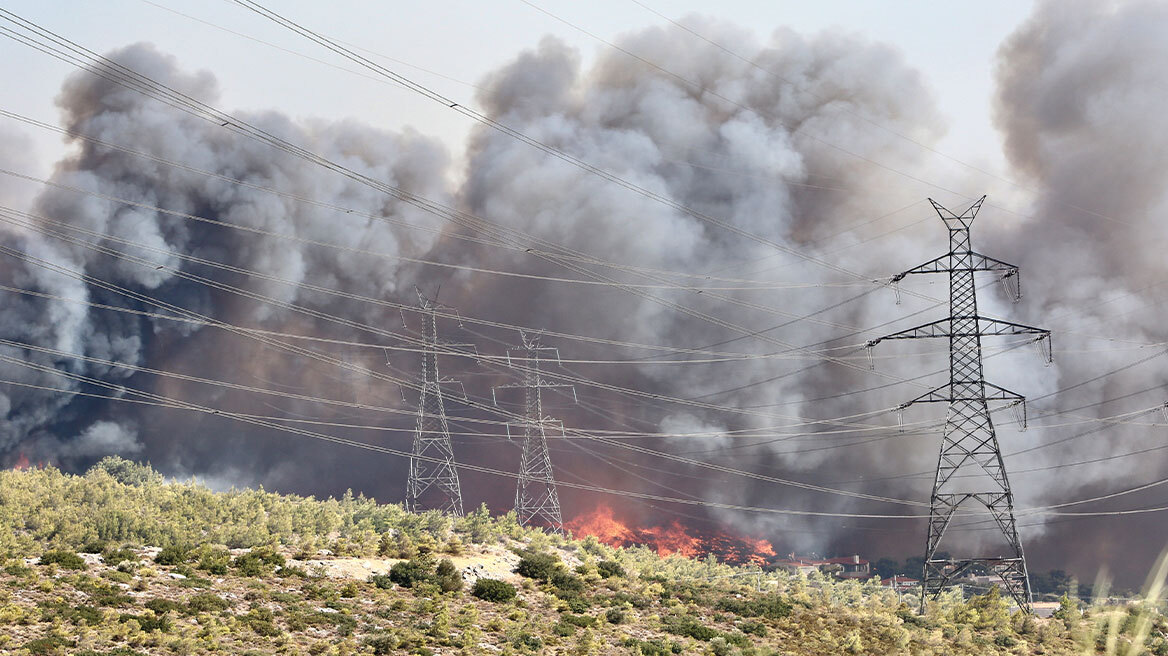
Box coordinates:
[11,453,47,470]
[566,504,777,566]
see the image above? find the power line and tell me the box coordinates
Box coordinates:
[0,238,942,510]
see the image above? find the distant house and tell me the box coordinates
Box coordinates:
[774,554,875,580]
[880,575,919,592]
[821,555,873,580]
[773,556,822,576]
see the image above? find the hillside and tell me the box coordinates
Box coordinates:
[0,458,1159,655]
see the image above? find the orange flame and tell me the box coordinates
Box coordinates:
[11,453,48,470]
[566,503,776,565]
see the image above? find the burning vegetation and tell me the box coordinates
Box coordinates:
[565,504,777,566]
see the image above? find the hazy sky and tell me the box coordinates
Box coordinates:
[1,0,1032,183]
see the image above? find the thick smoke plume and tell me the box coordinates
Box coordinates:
[0,5,1164,581]
[988,0,1168,580]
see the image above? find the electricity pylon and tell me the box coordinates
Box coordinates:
[866,197,1052,613]
[493,332,576,533]
[405,290,474,517]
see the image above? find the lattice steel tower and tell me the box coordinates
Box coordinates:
[405,291,472,516]
[867,197,1052,612]
[493,333,576,533]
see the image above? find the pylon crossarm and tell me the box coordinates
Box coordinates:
[975,317,1049,338]
[901,383,953,408]
[982,382,1024,405]
[868,318,952,347]
[893,251,1019,281]
[982,383,1028,429]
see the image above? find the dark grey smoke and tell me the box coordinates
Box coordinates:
[988,0,1168,583]
[1,8,1162,582]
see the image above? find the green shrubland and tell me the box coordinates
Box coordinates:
[0,458,1164,655]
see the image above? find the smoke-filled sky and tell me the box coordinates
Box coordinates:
[1,0,1167,585]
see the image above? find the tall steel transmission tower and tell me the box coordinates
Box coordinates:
[405,290,474,517]
[493,333,576,533]
[867,197,1052,612]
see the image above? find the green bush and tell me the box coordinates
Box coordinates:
[364,634,399,655]
[233,546,284,577]
[551,570,585,593]
[40,550,87,569]
[740,619,767,636]
[606,607,626,624]
[243,608,281,636]
[154,545,189,566]
[24,636,77,655]
[597,560,625,578]
[389,559,433,588]
[119,611,171,633]
[563,594,590,613]
[515,551,560,582]
[186,592,230,614]
[511,632,542,650]
[195,547,231,575]
[472,578,517,603]
[5,562,33,576]
[369,574,393,589]
[144,598,184,615]
[435,558,463,593]
[714,594,792,620]
[664,615,719,641]
[562,613,597,627]
[102,547,138,565]
[622,638,681,656]
[91,456,163,486]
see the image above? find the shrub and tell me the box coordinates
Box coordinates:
[91,456,163,486]
[740,619,767,636]
[24,637,76,655]
[563,594,590,613]
[597,560,625,578]
[233,547,284,577]
[605,607,626,624]
[175,575,212,588]
[435,558,463,593]
[186,592,229,614]
[369,574,393,589]
[511,632,542,650]
[119,611,171,633]
[553,621,576,636]
[364,634,399,655]
[154,545,189,566]
[40,550,86,569]
[196,547,230,575]
[144,599,184,615]
[340,581,358,597]
[714,594,792,620]
[243,608,281,636]
[551,571,585,593]
[563,613,597,627]
[389,559,433,588]
[664,615,719,641]
[515,551,560,582]
[276,565,307,578]
[102,547,138,565]
[4,562,32,576]
[472,578,517,603]
[622,638,681,656]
